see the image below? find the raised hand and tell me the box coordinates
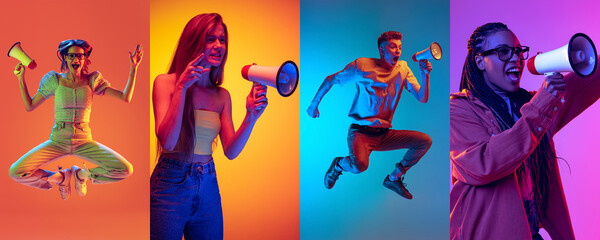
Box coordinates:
[129,44,143,67]
[177,53,211,89]
[14,62,25,79]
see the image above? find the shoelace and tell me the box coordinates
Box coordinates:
[331,170,342,180]
[82,162,89,179]
[399,176,408,187]
[75,162,89,182]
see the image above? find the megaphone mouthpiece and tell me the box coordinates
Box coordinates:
[526,55,540,75]
[412,54,419,62]
[241,64,251,80]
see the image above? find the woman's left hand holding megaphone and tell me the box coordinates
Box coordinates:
[14,62,25,78]
[246,82,268,120]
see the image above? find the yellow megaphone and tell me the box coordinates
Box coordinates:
[8,42,37,70]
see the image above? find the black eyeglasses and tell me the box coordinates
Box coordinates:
[479,46,530,61]
[65,53,86,60]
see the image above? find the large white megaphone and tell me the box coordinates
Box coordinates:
[241,61,299,97]
[412,42,442,62]
[527,33,597,77]
[8,42,37,69]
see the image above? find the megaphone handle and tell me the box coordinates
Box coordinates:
[543,72,566,102]
[544,72,559,77]
[419,60,432,74]
[14,62,24,76]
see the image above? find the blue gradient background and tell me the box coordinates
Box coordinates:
[300,0,450,239]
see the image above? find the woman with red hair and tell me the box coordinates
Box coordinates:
[151,13,268,239]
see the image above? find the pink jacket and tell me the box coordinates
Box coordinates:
[450,65,600,240]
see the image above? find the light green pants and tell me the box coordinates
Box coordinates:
[8,122,133,190]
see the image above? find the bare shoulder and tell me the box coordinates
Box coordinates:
[154,73,176,85]
[153,73,176,92]
[214,86,231,101]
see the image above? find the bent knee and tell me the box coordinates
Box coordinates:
[8,167,19,180]
[109,161,134,179]
[417,133,433,148]
[425,135,433,147]
[125,163,134,177]
[8,164,26,181]
[354,163,368,173]
[119,162,134,178]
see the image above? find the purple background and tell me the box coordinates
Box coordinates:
[451,0,600,238]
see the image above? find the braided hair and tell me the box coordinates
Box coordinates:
[460,22,555,221]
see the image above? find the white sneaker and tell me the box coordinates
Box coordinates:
[57,167,71,200]
[71,165,87,197]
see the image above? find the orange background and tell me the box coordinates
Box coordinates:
[150,0,300,239]
[0,0,150,239]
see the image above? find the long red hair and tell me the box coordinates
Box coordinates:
[160,13,229,160]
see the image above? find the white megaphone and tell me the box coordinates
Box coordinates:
[527,33,597,77]
[412,42,442,62]
[8,42,37,70]
[241,61,299,97]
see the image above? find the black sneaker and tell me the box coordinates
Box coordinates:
[383,175,413,199]
[324,157,343,189]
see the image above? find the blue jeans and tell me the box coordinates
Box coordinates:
[150,156,223,240]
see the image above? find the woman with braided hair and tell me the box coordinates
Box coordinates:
[450,22,600,239]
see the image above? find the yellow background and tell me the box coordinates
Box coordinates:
[150,0,300,239]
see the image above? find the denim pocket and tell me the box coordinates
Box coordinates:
[156,166,189,185]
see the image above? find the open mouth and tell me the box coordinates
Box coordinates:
[505,67,520,82]
[72,64,80,70]
[393,56,399,63]
[209,52,222,60]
